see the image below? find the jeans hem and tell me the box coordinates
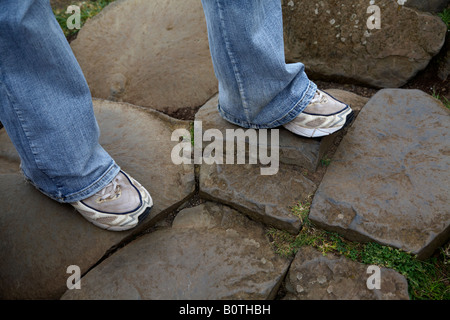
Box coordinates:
[217,80,317,129]
[21,160,121,204]
[62,162,121,203]
[24,161,121,203]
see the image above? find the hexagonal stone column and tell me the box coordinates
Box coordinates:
[309,89,450,259]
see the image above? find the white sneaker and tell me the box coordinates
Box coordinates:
[283,89,354,138]
[71,171,153,231]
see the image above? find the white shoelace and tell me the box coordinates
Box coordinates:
[96,178,120,202]
[310,90,328,105]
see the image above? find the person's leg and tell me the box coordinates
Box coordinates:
[0,0,152,230]
[201,0,354,138]
[0,0,120,203]
[200,0,317,129]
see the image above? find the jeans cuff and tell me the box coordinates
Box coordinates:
[271,80,318,127]
[60,162,121,203]
[217,80,317,129]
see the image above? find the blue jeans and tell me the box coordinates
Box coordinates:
[0,0,120,203]
[0,0,315,203]
[201,0,317,129]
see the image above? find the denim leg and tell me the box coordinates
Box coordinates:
[0,0,120,202]
[201,0,317,129]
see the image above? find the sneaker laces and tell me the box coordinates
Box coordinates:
[310,90,328,105]
[96,178,121,203]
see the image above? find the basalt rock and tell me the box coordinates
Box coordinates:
[70,0,217,114]
[282,0,447,88]
[309,89,450,259]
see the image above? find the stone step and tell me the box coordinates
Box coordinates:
[283,246,410,300]
[199,162,316,234]
[309,89,450,260]
[61,202,291,299]
[0,99,195,299]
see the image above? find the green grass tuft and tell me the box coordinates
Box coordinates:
[438,8,450,30]
[432,89,450,109]
[53,0,116,39]
[267,200,450,300]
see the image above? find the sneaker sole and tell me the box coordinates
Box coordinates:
[284,108,354,138]
[103,188,153,231]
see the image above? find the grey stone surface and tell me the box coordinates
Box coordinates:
[282,0,447,88]
[404,0,449,13]
[309,89,450,259]
[0,128,21,174]
[0,99,195,299]
[0,143,20,175]
[199,163,317,234]
[70,0,217,113]
[284,246,410,300]
[0,174,127,299]
[2,85,448,300]
[61,202,291,300]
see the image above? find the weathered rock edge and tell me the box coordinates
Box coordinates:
[309,89,450,260]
